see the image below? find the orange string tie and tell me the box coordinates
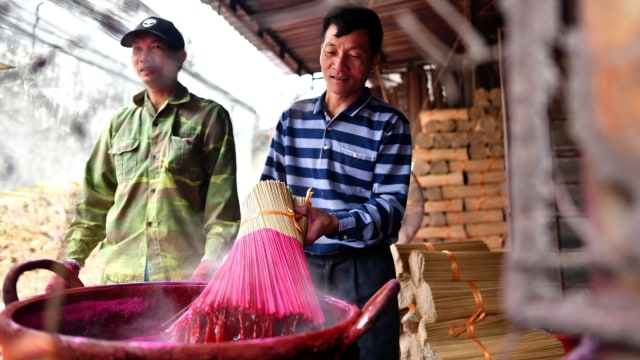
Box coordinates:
[291,187,314,231]
[471,337,492,360]
[448,281,486,339]
[425,243,437,252]
[489,157,497,170]
[442,250,459,281]
[286,208,303,233]
[302,187,313,206]
[241,187,314,233]
[241,208,303,232]
[448,310,487,339]
[290,187,314,231]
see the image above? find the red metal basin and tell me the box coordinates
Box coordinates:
[0,260,399,359]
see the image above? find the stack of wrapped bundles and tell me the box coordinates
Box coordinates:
[392,240,490,302]
[412,88,508,250]
[393,241,564,359]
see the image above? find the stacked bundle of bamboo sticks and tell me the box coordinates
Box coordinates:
[424,329,566,360]
[391,240,490,281]
[412,88,508,250]
[392,241,564,359]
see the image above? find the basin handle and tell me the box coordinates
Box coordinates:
[2,259,84,305]
[343,278,400,345]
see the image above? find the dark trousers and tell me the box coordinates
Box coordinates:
[306,244,400,360]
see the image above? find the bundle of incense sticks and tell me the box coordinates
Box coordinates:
[167,180,324,343]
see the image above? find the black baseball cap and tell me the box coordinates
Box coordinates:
[120,17,185,50]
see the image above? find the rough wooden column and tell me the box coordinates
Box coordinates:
[501,0,640,352]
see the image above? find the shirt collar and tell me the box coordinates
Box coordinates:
[132,82,190,107]
[313,87,372,117]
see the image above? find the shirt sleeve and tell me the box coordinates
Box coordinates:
[63,118,118,266]
[201,105,241,261]
[260,112,287,182]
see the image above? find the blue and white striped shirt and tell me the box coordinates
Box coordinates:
[261,88,413,254]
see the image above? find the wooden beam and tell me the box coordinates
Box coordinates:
[0,61,14,70]
[201,0,312,75]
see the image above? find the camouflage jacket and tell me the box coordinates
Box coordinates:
[63,83,240,283]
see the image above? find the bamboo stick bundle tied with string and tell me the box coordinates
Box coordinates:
[418,313,511,342]
[409,250,504,284]
[425,329,564,360]
[391,240,489,279]
[415,279,501,324]
[166,180,324,343]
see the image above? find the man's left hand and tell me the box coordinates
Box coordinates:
[295,205,338,246]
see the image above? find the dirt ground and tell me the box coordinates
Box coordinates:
[0,182,103,310]
[0,182,102,359]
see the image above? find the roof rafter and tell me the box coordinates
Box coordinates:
[201,0,312,75]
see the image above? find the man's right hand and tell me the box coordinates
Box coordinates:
[44,260,82,293]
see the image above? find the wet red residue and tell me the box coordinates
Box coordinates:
[167,305,321,343]
[13,295,168,340]
[58,297,150,338]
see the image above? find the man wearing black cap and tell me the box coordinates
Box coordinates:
[46,17,240,289]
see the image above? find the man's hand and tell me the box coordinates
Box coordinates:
[44,260,82,293]
[190,260,217,282]
[295,205,339,246]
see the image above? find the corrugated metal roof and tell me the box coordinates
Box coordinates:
[201,0,503,75]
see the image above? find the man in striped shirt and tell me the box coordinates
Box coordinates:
[261,6,412,359]
[46,17,240,290]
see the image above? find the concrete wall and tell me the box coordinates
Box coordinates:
[0,0,261,197]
